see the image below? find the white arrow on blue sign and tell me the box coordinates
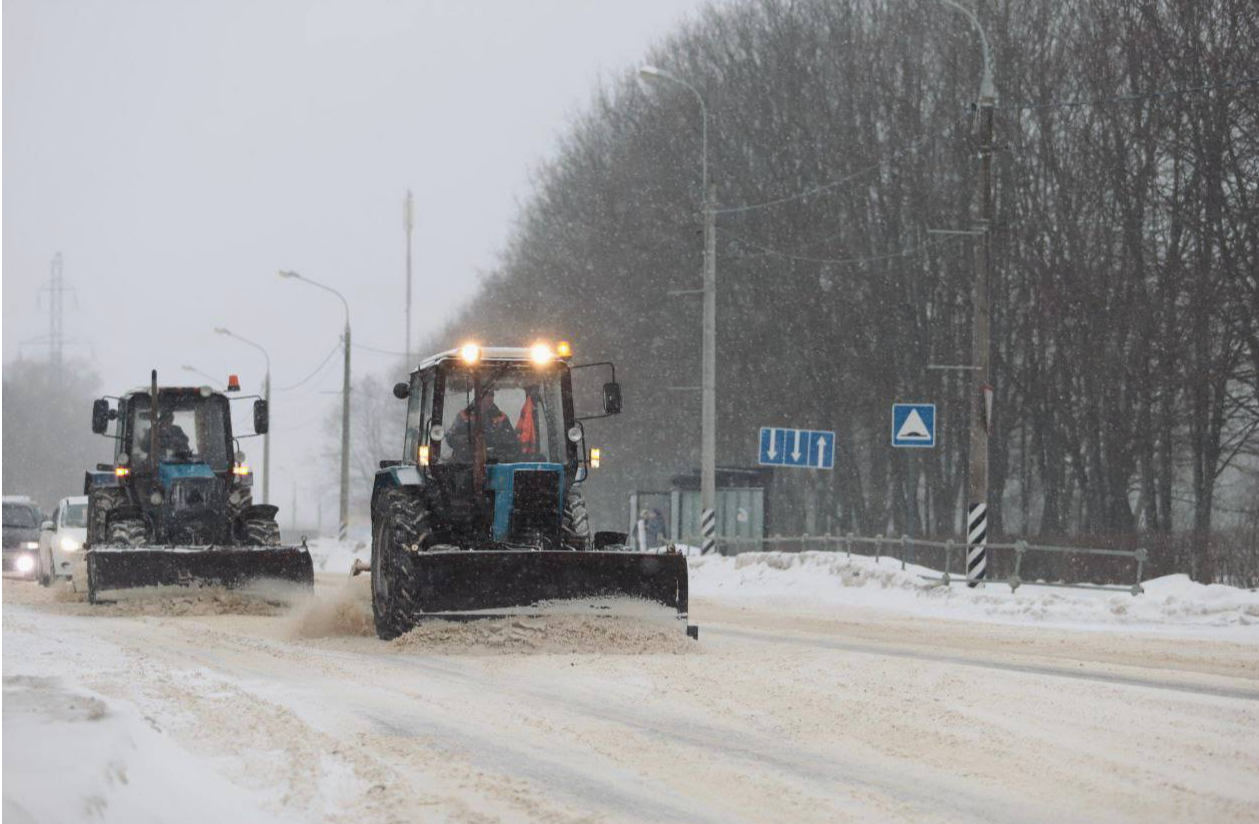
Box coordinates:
[759,427,835,469]
[892,403,936,448]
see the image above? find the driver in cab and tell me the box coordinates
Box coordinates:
[447,389,519,463]
[135,409,193,462]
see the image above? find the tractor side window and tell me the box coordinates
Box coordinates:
[403,374,423,463]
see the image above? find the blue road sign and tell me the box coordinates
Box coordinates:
[892,403,936,448]
[759,427,836,469]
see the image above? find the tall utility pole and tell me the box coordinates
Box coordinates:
[940,0,996,586]
[404,189,415,366]
[35,253,74,390]
[639,64,717,555]
[701,182,717,556]
[279,270,351,541]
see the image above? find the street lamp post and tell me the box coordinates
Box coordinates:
[279,269,351,542]
[640,64,718,556]
[214,327,272,506]
[939,0,996,586]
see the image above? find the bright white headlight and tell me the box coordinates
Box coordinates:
[22,541,38,550]
[60,536,82,552]
[15,555,35,574]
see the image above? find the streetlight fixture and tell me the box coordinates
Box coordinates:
[639,64,718,556]
[214,327,272,506]
[279,269,352,542]
[938,0,996,586]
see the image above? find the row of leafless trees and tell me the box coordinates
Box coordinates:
[415,0,1257,582]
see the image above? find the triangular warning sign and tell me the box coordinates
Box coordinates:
[897,409,931,440]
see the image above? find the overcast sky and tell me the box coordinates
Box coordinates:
[4,0,708,520]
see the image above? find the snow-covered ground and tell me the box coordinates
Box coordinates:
[690,550,1259,638]
[4,548,1258,823]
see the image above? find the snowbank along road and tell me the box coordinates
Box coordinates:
[4,550,1259,823]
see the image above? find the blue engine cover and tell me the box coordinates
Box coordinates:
[486,463,565,542]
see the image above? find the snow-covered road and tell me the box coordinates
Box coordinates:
[4,566,1258,824]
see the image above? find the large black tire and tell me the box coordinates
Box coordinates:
[107,519,149,548]
[371,490,430,640]
[87,488,126,548]
[242,518,281,547]
[563,487,591,550]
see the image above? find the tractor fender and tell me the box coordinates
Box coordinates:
[84,470,120,495]
[371,466,424,521]
[239,504,279,522]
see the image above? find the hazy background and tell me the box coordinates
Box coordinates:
[3,0,707,522]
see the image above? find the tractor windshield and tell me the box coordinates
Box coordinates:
[129,393,231,471]
[441,363,567,465]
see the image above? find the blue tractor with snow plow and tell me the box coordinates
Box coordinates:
[361,342,694,640]
[81,370,313,603]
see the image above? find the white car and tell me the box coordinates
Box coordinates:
[37,496,88,586]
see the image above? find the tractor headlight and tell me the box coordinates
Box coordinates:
[567,426,583,443]
[15,555,35,574]
[460,343,481,364]
[150,492,163,505]
[60,536,82,552]
[22,541,38,550]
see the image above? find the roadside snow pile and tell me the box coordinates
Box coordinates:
[689,551,1259,633]
[304,537,369,575]
[2,675,288,824]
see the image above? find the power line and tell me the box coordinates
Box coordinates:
[713,111,971,216]
[1006,76,1259,112]
[352,342,409,357]
[727,231,959,265]
[274,340,342,392]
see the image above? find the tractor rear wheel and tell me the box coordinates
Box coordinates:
[563,487,591,550]
[242,517,281,546]
[107,519,148,548]
[371,490,429,640]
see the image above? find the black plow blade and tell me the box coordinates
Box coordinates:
[87,545,314,603]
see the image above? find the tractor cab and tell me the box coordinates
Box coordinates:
[88,373,269,547]
[382,342,620,549]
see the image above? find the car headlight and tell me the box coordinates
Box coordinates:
[22,541,38,550]
[15,555,35,574]
[60,536,82,552]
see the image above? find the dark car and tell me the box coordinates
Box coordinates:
[3,497,44,578]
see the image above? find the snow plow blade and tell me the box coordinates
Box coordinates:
[86,544,314,603]
[404,550,690,622]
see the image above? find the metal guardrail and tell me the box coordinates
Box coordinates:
[676,533,1147,596]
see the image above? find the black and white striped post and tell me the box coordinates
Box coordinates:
[966,502,987,586]
[701,507,716,555]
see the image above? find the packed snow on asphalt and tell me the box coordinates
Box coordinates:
[4,545,1259,824]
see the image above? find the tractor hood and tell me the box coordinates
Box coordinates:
[158,462,218,488]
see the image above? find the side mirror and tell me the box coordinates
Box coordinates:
[40,520,55,532]
[253,399,269,435]
[602,382,622,416]
[91,399,110,434]
[393,382,410,400]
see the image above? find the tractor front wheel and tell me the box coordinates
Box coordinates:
[371,490,429,641]
[107,519,148,548]
[242,517,281,547]
[563,487,591,550]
